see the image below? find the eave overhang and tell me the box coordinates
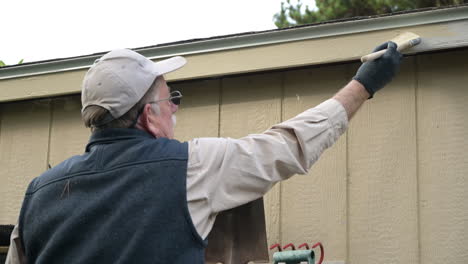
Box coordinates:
[1,5,468,102]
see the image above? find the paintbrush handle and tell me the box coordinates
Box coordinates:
[361,37,421,63]
[360,49,386,62]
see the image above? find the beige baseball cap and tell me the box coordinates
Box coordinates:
[81,49,186,123]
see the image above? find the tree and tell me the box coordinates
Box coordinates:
[0,59,24,67]
[274,0,468,28]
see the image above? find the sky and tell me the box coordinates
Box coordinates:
[0,0,316,65]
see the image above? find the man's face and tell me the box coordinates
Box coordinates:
[149,77,178,139]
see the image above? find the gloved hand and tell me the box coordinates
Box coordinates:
[353,41,403,98]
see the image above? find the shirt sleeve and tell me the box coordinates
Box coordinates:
[186,99,348,239]
[5,224,25,264]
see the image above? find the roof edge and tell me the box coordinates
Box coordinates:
[1,5,468,80]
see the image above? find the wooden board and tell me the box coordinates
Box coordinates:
[0,100,51,224]
[48,96,90,167]
[347,58,419,264]
[280,65,348,261]
[220,72,283,259]
[0,70,85,102]
[417,49,468,264]
[172,79,220,141]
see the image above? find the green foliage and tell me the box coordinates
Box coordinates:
[0,59,24,67]
[274,0,468,28]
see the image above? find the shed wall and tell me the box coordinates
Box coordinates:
[1,49,467,264]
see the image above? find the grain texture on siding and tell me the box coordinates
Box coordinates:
[48,96,90,167]
[220,73,283,255]
[1,48,467,264]
[0,100,51,224]
[281,65,348,261]
[173,79,220,141]
[347,59,419,264]
[417,49,468,264]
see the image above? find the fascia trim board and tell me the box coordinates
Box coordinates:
[1,6,468,81]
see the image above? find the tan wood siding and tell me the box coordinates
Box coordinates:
[173,79,221,141]
[0,100,51,224]
[348,59,419,264]
[48,96,90,167]
[281,66,349,261]
[417,49,468,264]
[1,49,467,263]
[220,73,283,257]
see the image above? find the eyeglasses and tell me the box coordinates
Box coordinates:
[149,90,183,105]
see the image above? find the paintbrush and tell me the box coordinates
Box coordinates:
[361,32,422,62]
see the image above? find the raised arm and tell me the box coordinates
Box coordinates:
[335,41,403,119]
[185,41,403,239]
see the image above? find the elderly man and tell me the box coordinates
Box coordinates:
[7,42,402,263]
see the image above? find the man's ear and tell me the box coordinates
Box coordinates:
[135,104,159,137]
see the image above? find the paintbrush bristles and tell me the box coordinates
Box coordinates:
[392,32,420,46]
[397,37,422,51]
[360,32,421,62]
[410,37,422,46]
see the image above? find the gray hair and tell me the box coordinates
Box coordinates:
[82,77,162,131]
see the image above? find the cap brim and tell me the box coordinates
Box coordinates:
[154,56,187,76]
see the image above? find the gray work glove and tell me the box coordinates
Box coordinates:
[353,41,403,98]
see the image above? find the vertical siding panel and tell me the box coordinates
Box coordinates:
[48,96,90,166]
[348,59,419,264]
[220,73,282,257]
[173,79,220,140]
[0,100,51,224]
[417,50,468,264]
[281,66,348,261]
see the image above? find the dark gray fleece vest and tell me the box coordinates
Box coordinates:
[19,128,206,264]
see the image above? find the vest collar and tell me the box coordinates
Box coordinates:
[85,128,154,152]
